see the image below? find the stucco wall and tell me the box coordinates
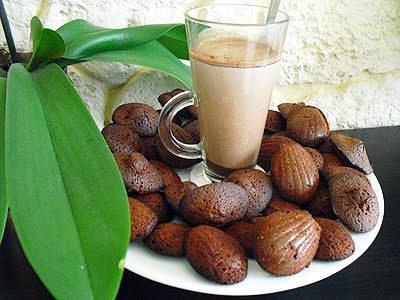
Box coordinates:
[1,0,399,129]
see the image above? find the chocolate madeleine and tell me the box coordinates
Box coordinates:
[112,103,159,137]
[314,217,355,261]
[185,225,247,284]
[329,173,379,232]
[144,223,190,257]
[254,210,321,276]
[113,152,163,194]
[101,123,139,153]
[225,169,273,218]
[330,132,373,174]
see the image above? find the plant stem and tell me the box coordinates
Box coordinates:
[0,0,17,63]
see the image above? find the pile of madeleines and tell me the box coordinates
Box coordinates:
[101,89,379,285]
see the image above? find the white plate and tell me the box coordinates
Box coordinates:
[124,172,384,296]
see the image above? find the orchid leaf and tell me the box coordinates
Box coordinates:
[27,17,65,71]
[56,20,186,59]
[156,24,189,60]
[0,78,7,243]
[5,63,130,299]
[84,40,192,88]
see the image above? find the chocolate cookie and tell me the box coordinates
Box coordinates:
[271,143,319,205]
[322,166,366,181]
[225,169,273,218]
[149,160,181,187]
[180,182,249,227]
[183,119,200,143]
[329,173,379,232]
[112,103,159,137]
[265,110,286,133]
[113,152,163,194]
[101,123,139,153]
[133,192,174,224]
[155,124,200,169]
[321,152,344,178]
[144,223,190,257]
[185,225,247,284]
[257,134,296,171]
[128,198,158,241]
[305,183,336,219]
[278,102,305,120]
[261,196,302,216]
[287,106,330,147]
[225,220,255,258]
[164,181,198,212]
[137,137,161,161]
[158,88,185,106]
[305,147,324,172]
[254,210,321,276]
[158,88,197,119]
[314,217,355,261]
[330,132,373,174]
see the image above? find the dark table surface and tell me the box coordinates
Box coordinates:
[1,126,399,299]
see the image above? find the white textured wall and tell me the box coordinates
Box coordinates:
[1,0,400,129]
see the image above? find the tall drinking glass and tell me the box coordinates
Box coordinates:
[158,4,289,183]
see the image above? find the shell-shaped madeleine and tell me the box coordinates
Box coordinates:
[271,143,319,205]
[254,210,321,276]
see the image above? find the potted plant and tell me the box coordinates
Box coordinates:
[0,2,191,298]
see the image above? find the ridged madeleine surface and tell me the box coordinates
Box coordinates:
[254,210,321,276]
[271,143,319,204]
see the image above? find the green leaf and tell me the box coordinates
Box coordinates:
[27,17,65,71]
[84,40,192,88]
[57,19,185,59]
[0,69,7,78]
[0,77,7,243]
[156,25,189,60]
[6,63,130,299]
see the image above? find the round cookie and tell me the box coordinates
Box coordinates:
[254,210,321,276]
[101,123,139,153]
[149,160,181,187]
[329,173,379,232]
[329,132,373,174]
[133,192,174,224]
[128,198,158,242]
[180,182,249,228]
[270,143,319,205]
[185,225,247,284]
[225,169,273,218]
[314,217,355,261]
[144,223,190,257]
[287,106,330,147]
[164,181,198,212]
[112,103,159,138]
[113,152,163,194]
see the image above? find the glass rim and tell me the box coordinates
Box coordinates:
[185,4,289,27]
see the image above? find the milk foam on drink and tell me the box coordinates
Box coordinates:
[189,36,280,175]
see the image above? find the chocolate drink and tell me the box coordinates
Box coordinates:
[190,36,280,177]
